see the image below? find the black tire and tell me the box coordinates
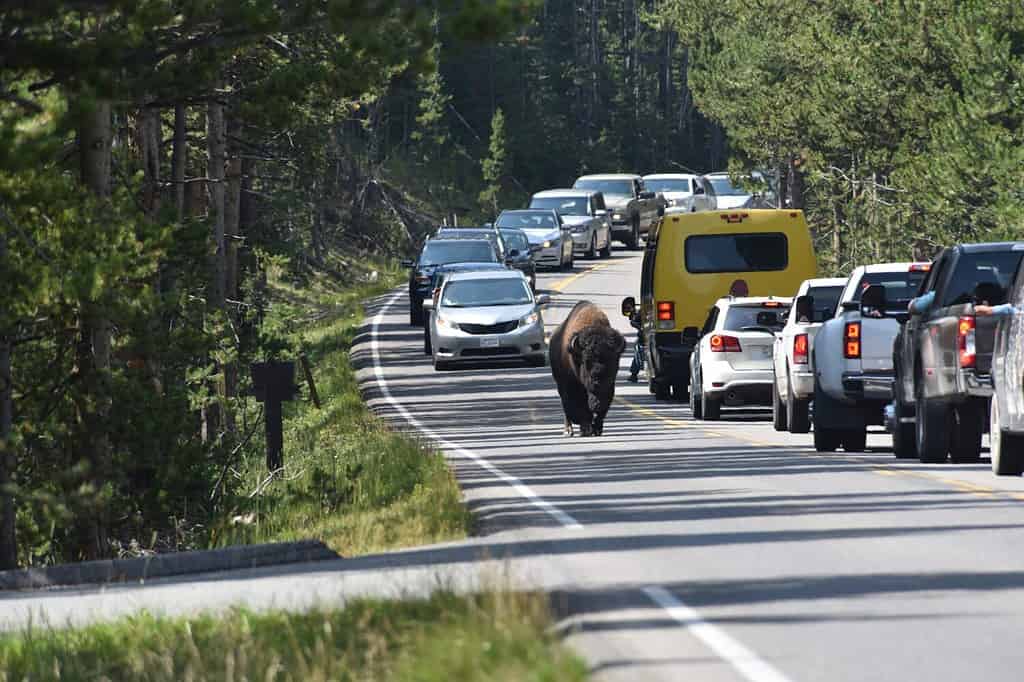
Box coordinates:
[949,402,983,463]
[423,322,432,356]
[892,376,917,459]
[648,378,658,394]
[841,429,867,452]
[786,374,811,433]
[772,381,788,431]
[409,297,424,326]
[671,382,689,403]
[991,398,1024,475]
[690,381,703,419]
[702,391,721,421]
[625,216,641,250]
[814,427,842,452]
[916,388,949,463]
[585,234,597,259]
[433,358,451,372]
[600,237,611,258]
[653,380,671,400]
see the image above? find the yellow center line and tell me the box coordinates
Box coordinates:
[549,260,620,293]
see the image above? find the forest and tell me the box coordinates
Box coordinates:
[1,0,1022,568]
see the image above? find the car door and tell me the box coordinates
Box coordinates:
[591,195,609,247]
[918,252,955,399]
[1003,264,1024,429]
[694,305,720,387]
[901,253,946,402]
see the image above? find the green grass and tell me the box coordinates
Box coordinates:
[0,589,589,681]
[212,257,471,556]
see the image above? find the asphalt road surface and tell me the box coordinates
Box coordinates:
[7,250,1024,682]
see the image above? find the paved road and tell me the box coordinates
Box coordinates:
[6,250,1024,682]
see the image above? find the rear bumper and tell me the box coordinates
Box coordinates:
[704,365,774,405]
[959,369,993,398]
[790,368,815,398]
[842,371,895,401]
[652,338,693,384]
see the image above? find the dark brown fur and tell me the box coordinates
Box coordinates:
[549,301,626,436]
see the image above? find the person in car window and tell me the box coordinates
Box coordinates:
[976,303,1017,317]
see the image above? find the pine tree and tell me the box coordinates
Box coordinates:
[478,108,508,216]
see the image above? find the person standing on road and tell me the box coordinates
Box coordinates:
[627,309,644,383]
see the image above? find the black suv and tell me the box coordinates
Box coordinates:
[401,238,499,325]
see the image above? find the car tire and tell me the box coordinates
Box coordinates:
[433,358,451,372]
[772,381,788,431]
[786,374,811,434]
[423,322,432,356]
[841,429,867,452]
[690,381,703,419]
[409,297,424,326]
[586,234,598,259]
[648,378,658,395]
[671,381,689,403]
[892,376,917,459]
[600,236,611,258]
[949,402,983,463]
[813,427,842,452]
[991,398,1024,476]
[916,389,949,463]
[701,391,721,421]
[653,380,671,400]
[628,217,641,250]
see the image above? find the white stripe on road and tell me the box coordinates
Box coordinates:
[369,291,583,530]
[643,586,794,682]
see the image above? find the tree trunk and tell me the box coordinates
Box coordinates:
[223,113,243,439]
[208,96,226,310]
[0,219,15,568]
[76,97,113,560]
[172,103,187,220]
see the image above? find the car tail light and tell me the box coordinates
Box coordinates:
[657,301,674,329]
[958,315,976,368]
[909,263,931,272]
[844,322,861,359]
[763,301,781,308]
[719,212,750,223]
[710,334,742,352]
[793,333,809,364]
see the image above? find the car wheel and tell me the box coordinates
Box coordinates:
[991,398,1024,475]
[671,381,689,402]
[653,379,671,400]
[409,297,424,326]
[433,358,451,372]
[690,380,703,419]
[916,383,949,463]
[423,322,432,356]
[891,376,917,459]
[813,427,842,452]
[701,391,721,421]
[628,217,641,250]
[841,429,867,452]
[786,374,811,433]
[772,381,787,431]
[600,235,612,258]
[586,234,598,259]
[949,402,983,463]
[648,378,658,394]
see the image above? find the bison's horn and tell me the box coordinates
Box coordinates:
[570,333,581,354]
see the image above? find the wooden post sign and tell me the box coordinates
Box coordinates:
[249,360,299,471]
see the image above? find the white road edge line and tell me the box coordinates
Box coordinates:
[370,290,584,530]
[643,586,794,682]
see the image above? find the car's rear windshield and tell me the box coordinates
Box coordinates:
[420,241,496,265]
[941,251,1024,306]
[644,179,692,194]
[528,197,589,216]
[573,179,633,196]
[441,279,532,307]
[685,233,789,273]
[723,304,789,332]
[500,231,529,251]
[853,271,928,307]
[496,211,559,228]
[805,285,845,321]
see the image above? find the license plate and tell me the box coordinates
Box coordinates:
[480,337,500,348]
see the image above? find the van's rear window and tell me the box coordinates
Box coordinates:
[685,233,788,273]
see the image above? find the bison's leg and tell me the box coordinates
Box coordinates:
[563,416,574,437]
[579,420,594,437]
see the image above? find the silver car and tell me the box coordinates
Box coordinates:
[425,270,549,370]
[494,209,574,270]
[528,189,612,259]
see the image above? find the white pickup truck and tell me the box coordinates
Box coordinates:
[771,277,847,433]
[811,263,931,452]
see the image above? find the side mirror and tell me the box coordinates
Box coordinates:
[535,294,551,306]
[682,326,700,344]
[595,209,608,216]
[422,299,435,311]
[794,294,814,323]
[841,300,859,312]
[639,191,656,200]
[508,249,520,258]
[860,284,887,318]
[401,259,414,268]
[621,296,637,317]
[694,186,705,195]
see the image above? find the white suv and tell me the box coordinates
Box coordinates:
[690,297,791,420]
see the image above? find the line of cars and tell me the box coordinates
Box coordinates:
[621,207,1024,477]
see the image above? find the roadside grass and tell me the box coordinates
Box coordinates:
[0,588,589,681]
[212,256,471,555]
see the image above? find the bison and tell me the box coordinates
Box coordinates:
[549,301,626,436]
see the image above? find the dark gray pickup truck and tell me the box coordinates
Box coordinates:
[892,242,1024,462]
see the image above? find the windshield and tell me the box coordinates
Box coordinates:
[685,233,788,273]
[853,271,929,307]
[500,231,529,251]
[644,179,692,194]
[707,176,750,197]
[805,285,845,321]
[496,211,559,229]
[574,179,633,196]
[441,279,532,307]
[941,251,1024,306]
[529,197,589,216]
[420,241,496,265]
[724,305,789,332]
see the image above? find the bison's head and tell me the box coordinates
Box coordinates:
[569,326,626,412]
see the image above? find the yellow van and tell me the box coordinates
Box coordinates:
[622,209,816,400]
